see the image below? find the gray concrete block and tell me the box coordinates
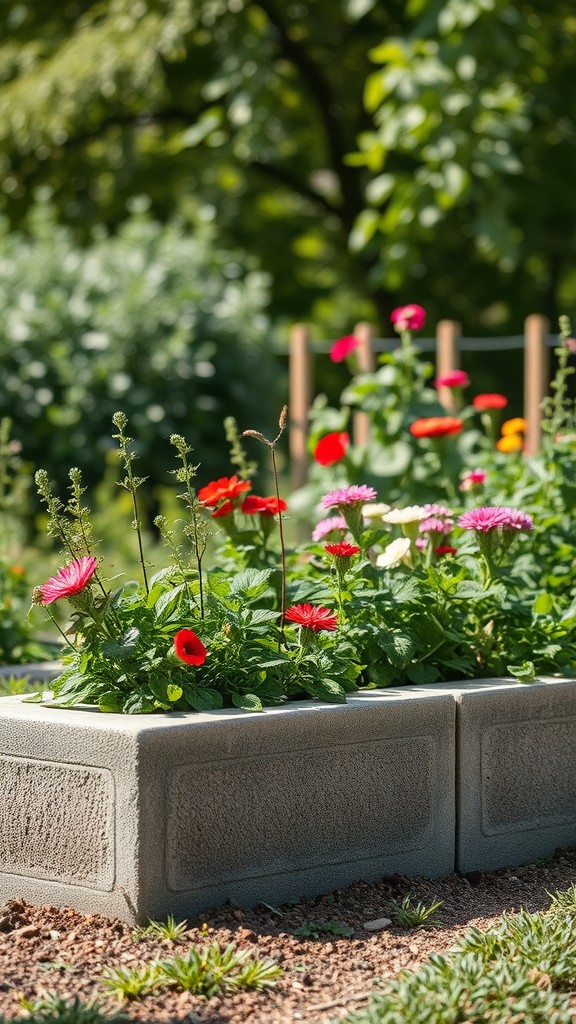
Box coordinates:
[0,689,455,923]
[430,677,576,873]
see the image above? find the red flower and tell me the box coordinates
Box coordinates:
[330,335,359,362]
[472,393,508,411]
[314,432,349,466]
[435,545,457,557]
[324,542,360,557]
[285,604,338,632]
[410,417,463,439]
[241,495,287,516]
[390,304,426,332]
[197,475,251,509]
[211,500,235,518]
[174,629,208,666]
[39,556,98,605]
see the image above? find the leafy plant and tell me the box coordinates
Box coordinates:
[132,914,189,942]
[389,895,444,930]
[13,992,128,1024]
[294,920,354,938]
[100,963,160,1001]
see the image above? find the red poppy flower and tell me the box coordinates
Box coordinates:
[39,556,98,605]
[324,542,360,557]
[409,417,463,439]
[330,335,359,363]
[174,629,208,666]
[472,393,508,411]
[314,432,349,466]
[241,495,287,516]
[197,475,251,509]
[285,603,338,632]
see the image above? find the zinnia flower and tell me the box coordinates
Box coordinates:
[501,418,527,436]
[496,434,523,453]
[410,417,463,439]
[434,370,470,389]
[458,506,534,533]
[211,500,235,518]
[376,537,411,569]
[390,304,426,332]
[321,485,377,510]
[285,604,338,632]
[362,502,391,520]
[419,516,454,535]
[197,475,251,509]
[330,335,359,362]
[383,506,428,526]
[174,629,208,666]
[324,542,360,557]
[424,503,453,517]
[39,556,98,605]
[435,545,457,557]
[314,431,349,466]
[241,495,287,516]
[460,469,486,492]
[472,393,508,411]
[311,515,348,542]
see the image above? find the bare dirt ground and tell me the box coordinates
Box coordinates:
[1,846,576,1023]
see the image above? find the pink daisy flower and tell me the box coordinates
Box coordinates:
[321,485,378,510]
[39,556,98,605]
[312,515,348,542]
[458,507,534,533]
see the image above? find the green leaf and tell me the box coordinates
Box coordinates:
[406,663,440,684]
[154,584,187,621]
[166,684,183,702]
[377,630,416,668]
[533,592,554,615]
[507,661,536,684]
[231,692,263,712]
[230,568,274,601]
[302,678,347,703]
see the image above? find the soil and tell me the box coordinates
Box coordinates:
[1,846,576,1024]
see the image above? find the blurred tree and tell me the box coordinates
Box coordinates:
[0,0,574,333]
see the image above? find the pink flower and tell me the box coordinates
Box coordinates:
[174,629,208,666]
[424,503,453,517]
[330,335,359,363]
[458,506,534,533]
[390,304,426,332]
[312,516,348,542]
[285,604,338,632]
[460,469,487,492]
[419,516,454,535]
[39,556,98,605]
[321,485,378,510]
[434,370,470,389]
[314,431,349,466]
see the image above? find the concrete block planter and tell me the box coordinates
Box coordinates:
[441,677,576,874]
[0,688,455,924]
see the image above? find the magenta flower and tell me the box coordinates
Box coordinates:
[424,503,453,517]
[390,304,426,332]
[434,370,470,389]
[458,507,534,533]
[460,469,487,492]
[330,335,359,363]
[39,556,98,605]
[321,485,378,510]
[419,516,454,535]
[312,515,348,542]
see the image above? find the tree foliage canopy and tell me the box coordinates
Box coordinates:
[0,0,574,331]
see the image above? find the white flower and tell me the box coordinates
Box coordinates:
[362,502,391,520]
[375,537,411,569]
[382,505,428,526]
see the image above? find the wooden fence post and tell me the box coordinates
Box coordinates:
[435,320,462,412]
[289,323,313,490]
[352,321,377,447]
[523,314,550,456]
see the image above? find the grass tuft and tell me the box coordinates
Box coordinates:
[389,894,444,929]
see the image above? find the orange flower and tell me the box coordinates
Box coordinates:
[472,393,508,411]
[496,434,523,453]
[501,417,527,436]
[410,416,463,439]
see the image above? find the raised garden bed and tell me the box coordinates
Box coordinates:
[0,676,575,924]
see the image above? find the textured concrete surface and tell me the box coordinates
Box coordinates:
[0,689,455,923]
[426,677,576,873]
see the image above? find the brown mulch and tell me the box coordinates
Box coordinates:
[1,847,576,1023]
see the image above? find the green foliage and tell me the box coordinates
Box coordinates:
[11,992,128,1024]
[101,942,282,1000]
[0,207,276,506]
[342,889,576,1024]
[389,895,444,929]
[133,914,189,943]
